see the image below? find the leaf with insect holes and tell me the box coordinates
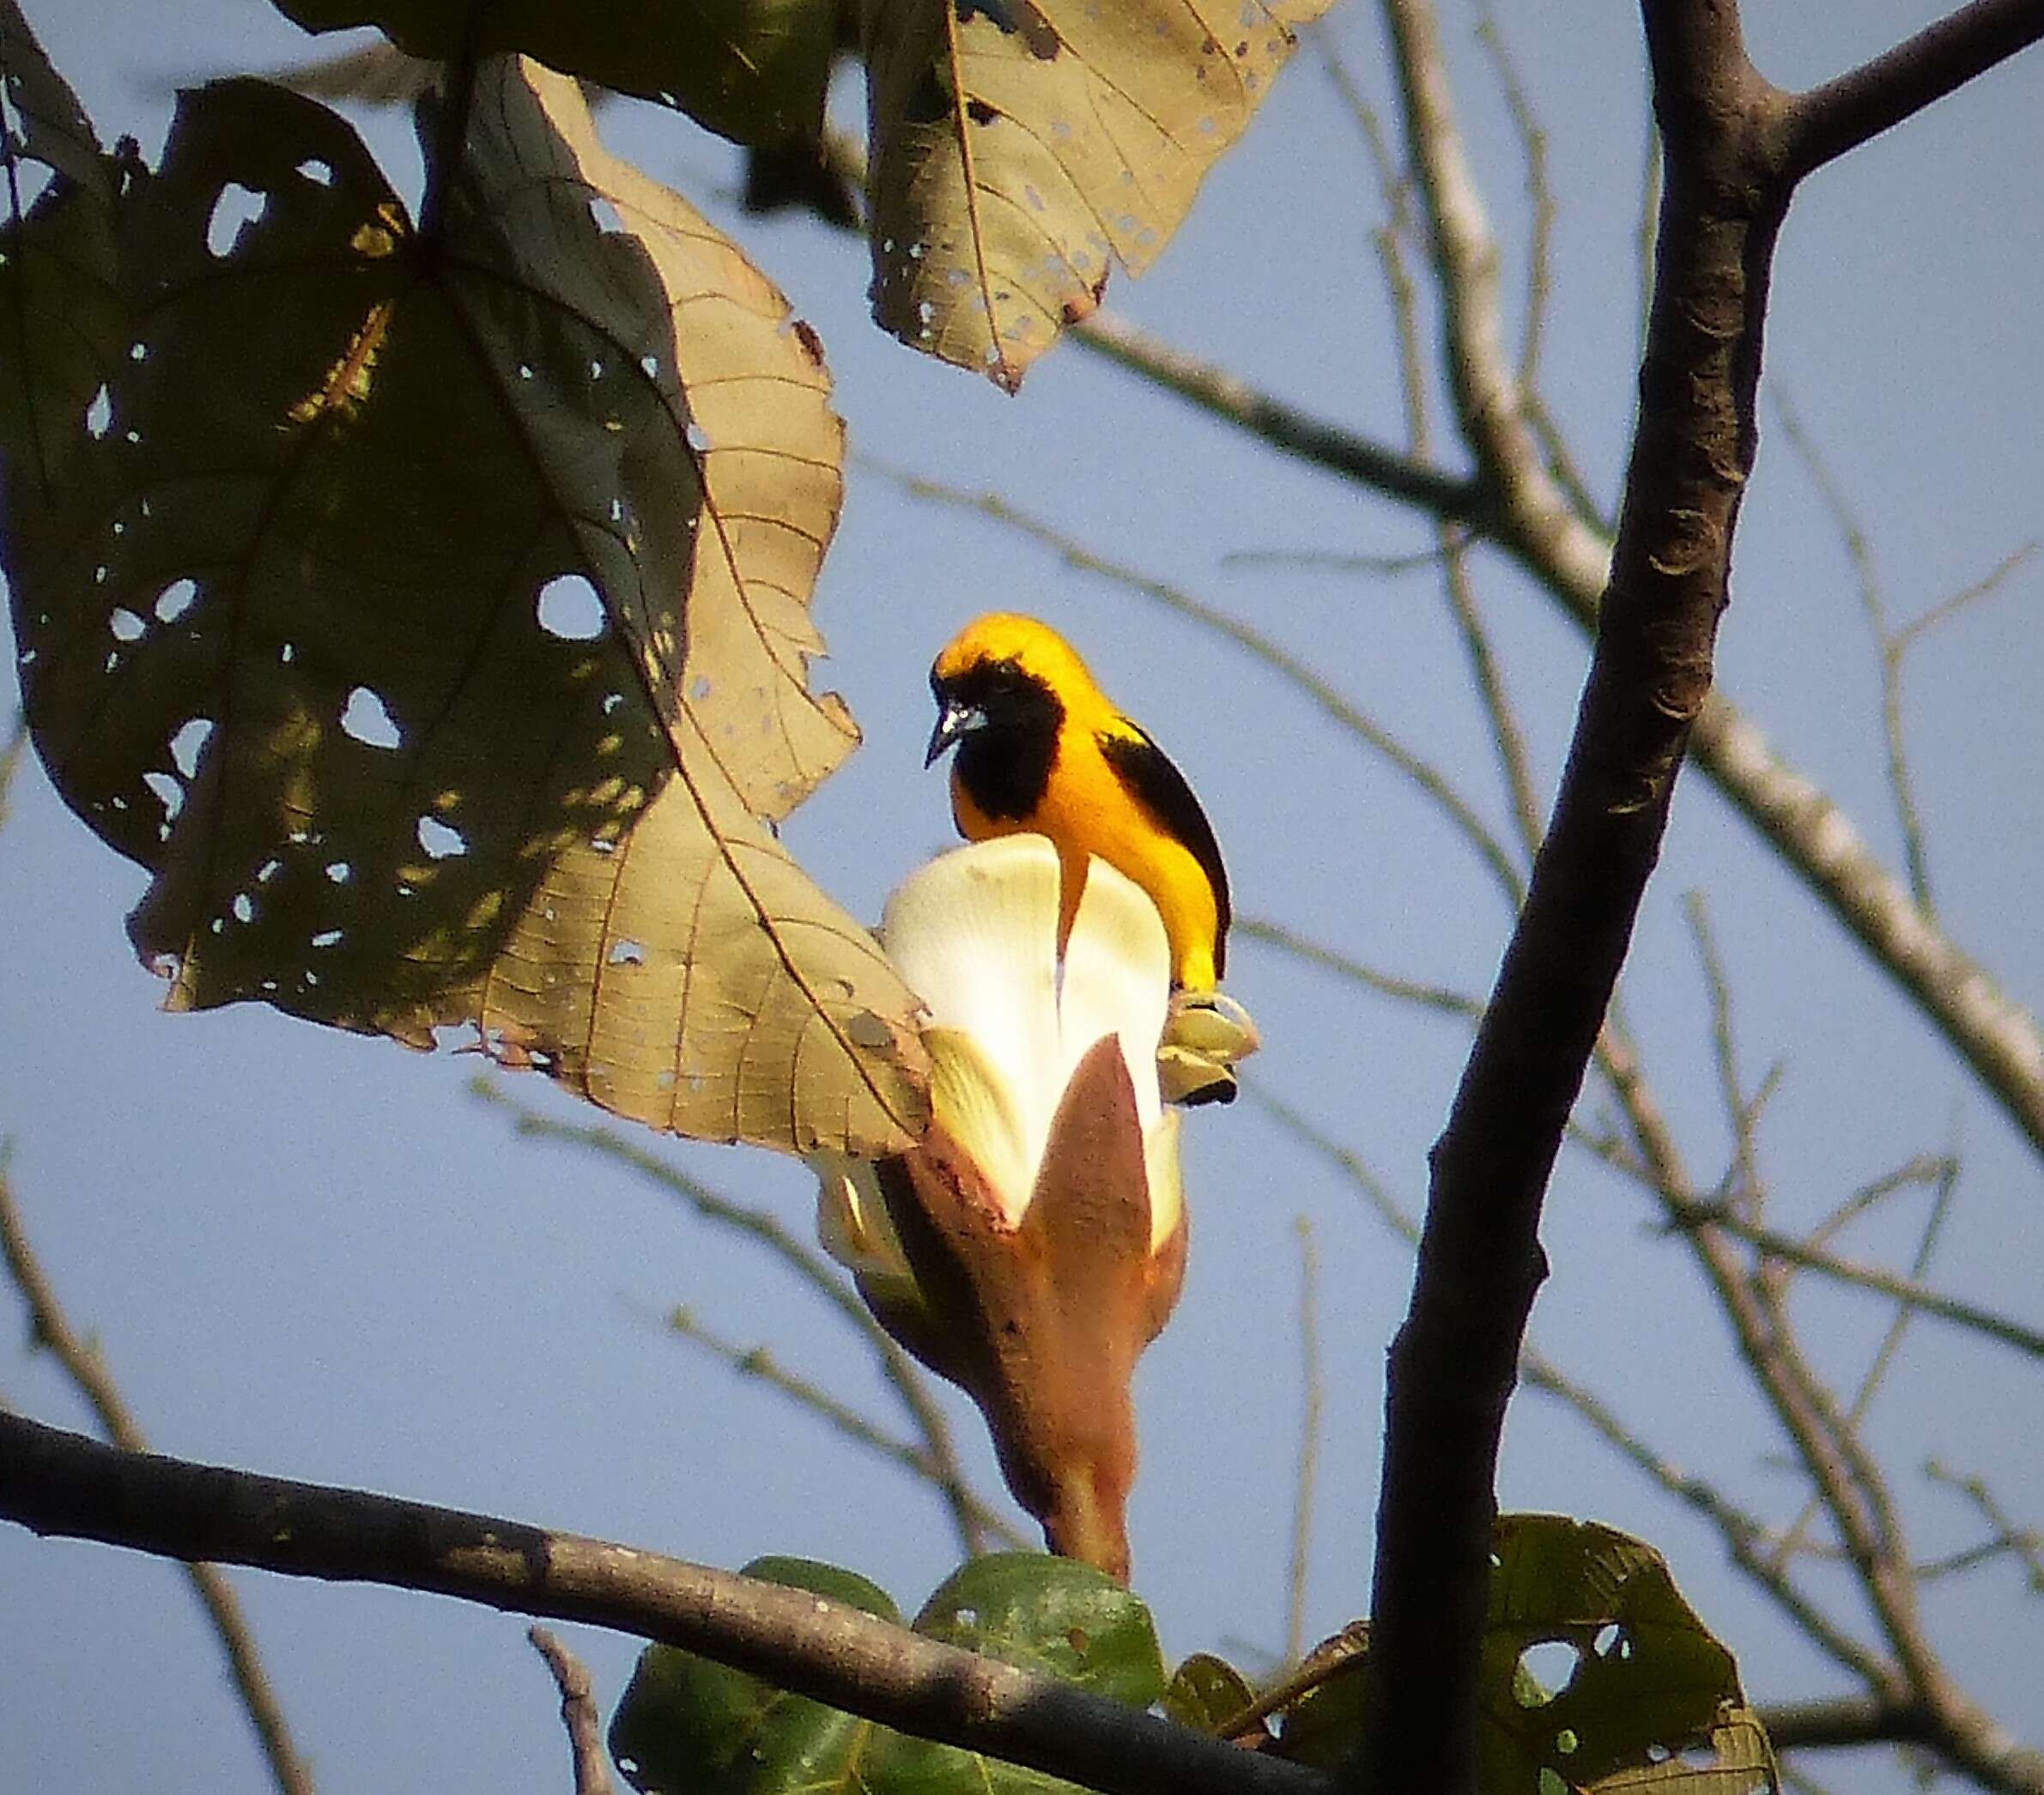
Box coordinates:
[861,0,1337,391]
[1272,1518,1778,1795]
[268,0,846,149]
[0,56,929,1156]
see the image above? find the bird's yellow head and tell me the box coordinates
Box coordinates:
[925,612,1098,773]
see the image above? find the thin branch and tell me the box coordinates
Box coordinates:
[1655,1201,2044,1360]
[472,1083,990,1562]
[1783,0,2044,179]
[0,1167,316,1795]
[1285,1218,1324,1670]
[661,1306,1024,1553]
[1234,919,1483,1021]
[1349,57,1548,866]
[1762,1691,2044,1795]
[1071,308,1481,522]
[1770,1149,1962,1568]
[1219,545,1447,578]
[1770,390,1980,913]
[859,460,1527,907]
[0,1415,1329,1795]
[528,1628,616,1795]
[1926,1460,2044,1593]
[1808,1151,1957,1256]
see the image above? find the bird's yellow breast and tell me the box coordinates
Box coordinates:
[950,722,1222,992]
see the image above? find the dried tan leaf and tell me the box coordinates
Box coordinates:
[3,59,928,1155]
[862,0,1337,389]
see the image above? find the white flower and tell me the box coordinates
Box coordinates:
[815,833,1183,1296]
[810,834,1193,1582]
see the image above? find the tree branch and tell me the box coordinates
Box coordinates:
[0,1415,1326,1795]
[1785,0,2044,179]
[1361,0,1792,1786]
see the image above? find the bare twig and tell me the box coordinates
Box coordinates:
[1769,394,2037,918]
[662,1306,1023,1552]
[1234,919,1483,1021]
[1285,1218,1324,1670]
[0,1414,1330,1795]
[471,1083,990,1562]
[528,1628,615,1795]
[1653,1200,2044,1360]
[1926,1460,2044,1594]
[1770,1147,1961,1568]
[0,1167,316,1795]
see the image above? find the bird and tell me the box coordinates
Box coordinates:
[925,612,1230,995]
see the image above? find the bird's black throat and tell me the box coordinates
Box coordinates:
[937,658,1064,822]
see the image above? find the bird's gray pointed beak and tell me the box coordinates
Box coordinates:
[925,700,981,767]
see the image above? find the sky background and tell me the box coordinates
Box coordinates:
[4,3,2041,1792]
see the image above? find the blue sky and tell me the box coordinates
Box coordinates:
[4,3,2041,1791]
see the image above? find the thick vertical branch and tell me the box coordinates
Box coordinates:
[1361,7,1791,1790]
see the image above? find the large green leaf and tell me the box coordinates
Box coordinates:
[1,58,929,1156]
[610,1553,1165,1795]
[862,0,1338,390]
[268,0,846,148]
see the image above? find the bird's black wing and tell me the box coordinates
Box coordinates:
[1097,725,1231,974]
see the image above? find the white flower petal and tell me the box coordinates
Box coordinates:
[925,1025,1036,1223]
[1058,856,1171,1137]
[882,836,1067,1173]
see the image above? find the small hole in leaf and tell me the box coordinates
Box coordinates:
[1515,1641,1578,1705]
[108,608,145,641]
[324,860,353,884]
[1592,1622,1622,1658]
[311,928,344,949]
[206,182,268,258]
[606,938,646,966]
[85,385,112,437]
[536,574,606,641]
[231,892,255,924]
[340,686,402,749]
[143,771,183,819]
[296,158,334,187]
[167,717,214,779]
[155,578,198,622]
[415,815,468,859]
[590,197,624,233]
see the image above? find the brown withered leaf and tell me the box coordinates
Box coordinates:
[2,58,928,1156]
[862,0,1337,390]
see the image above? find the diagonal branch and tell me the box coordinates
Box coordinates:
[1784,0,2044,179]
[0,1413,1326,1795]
